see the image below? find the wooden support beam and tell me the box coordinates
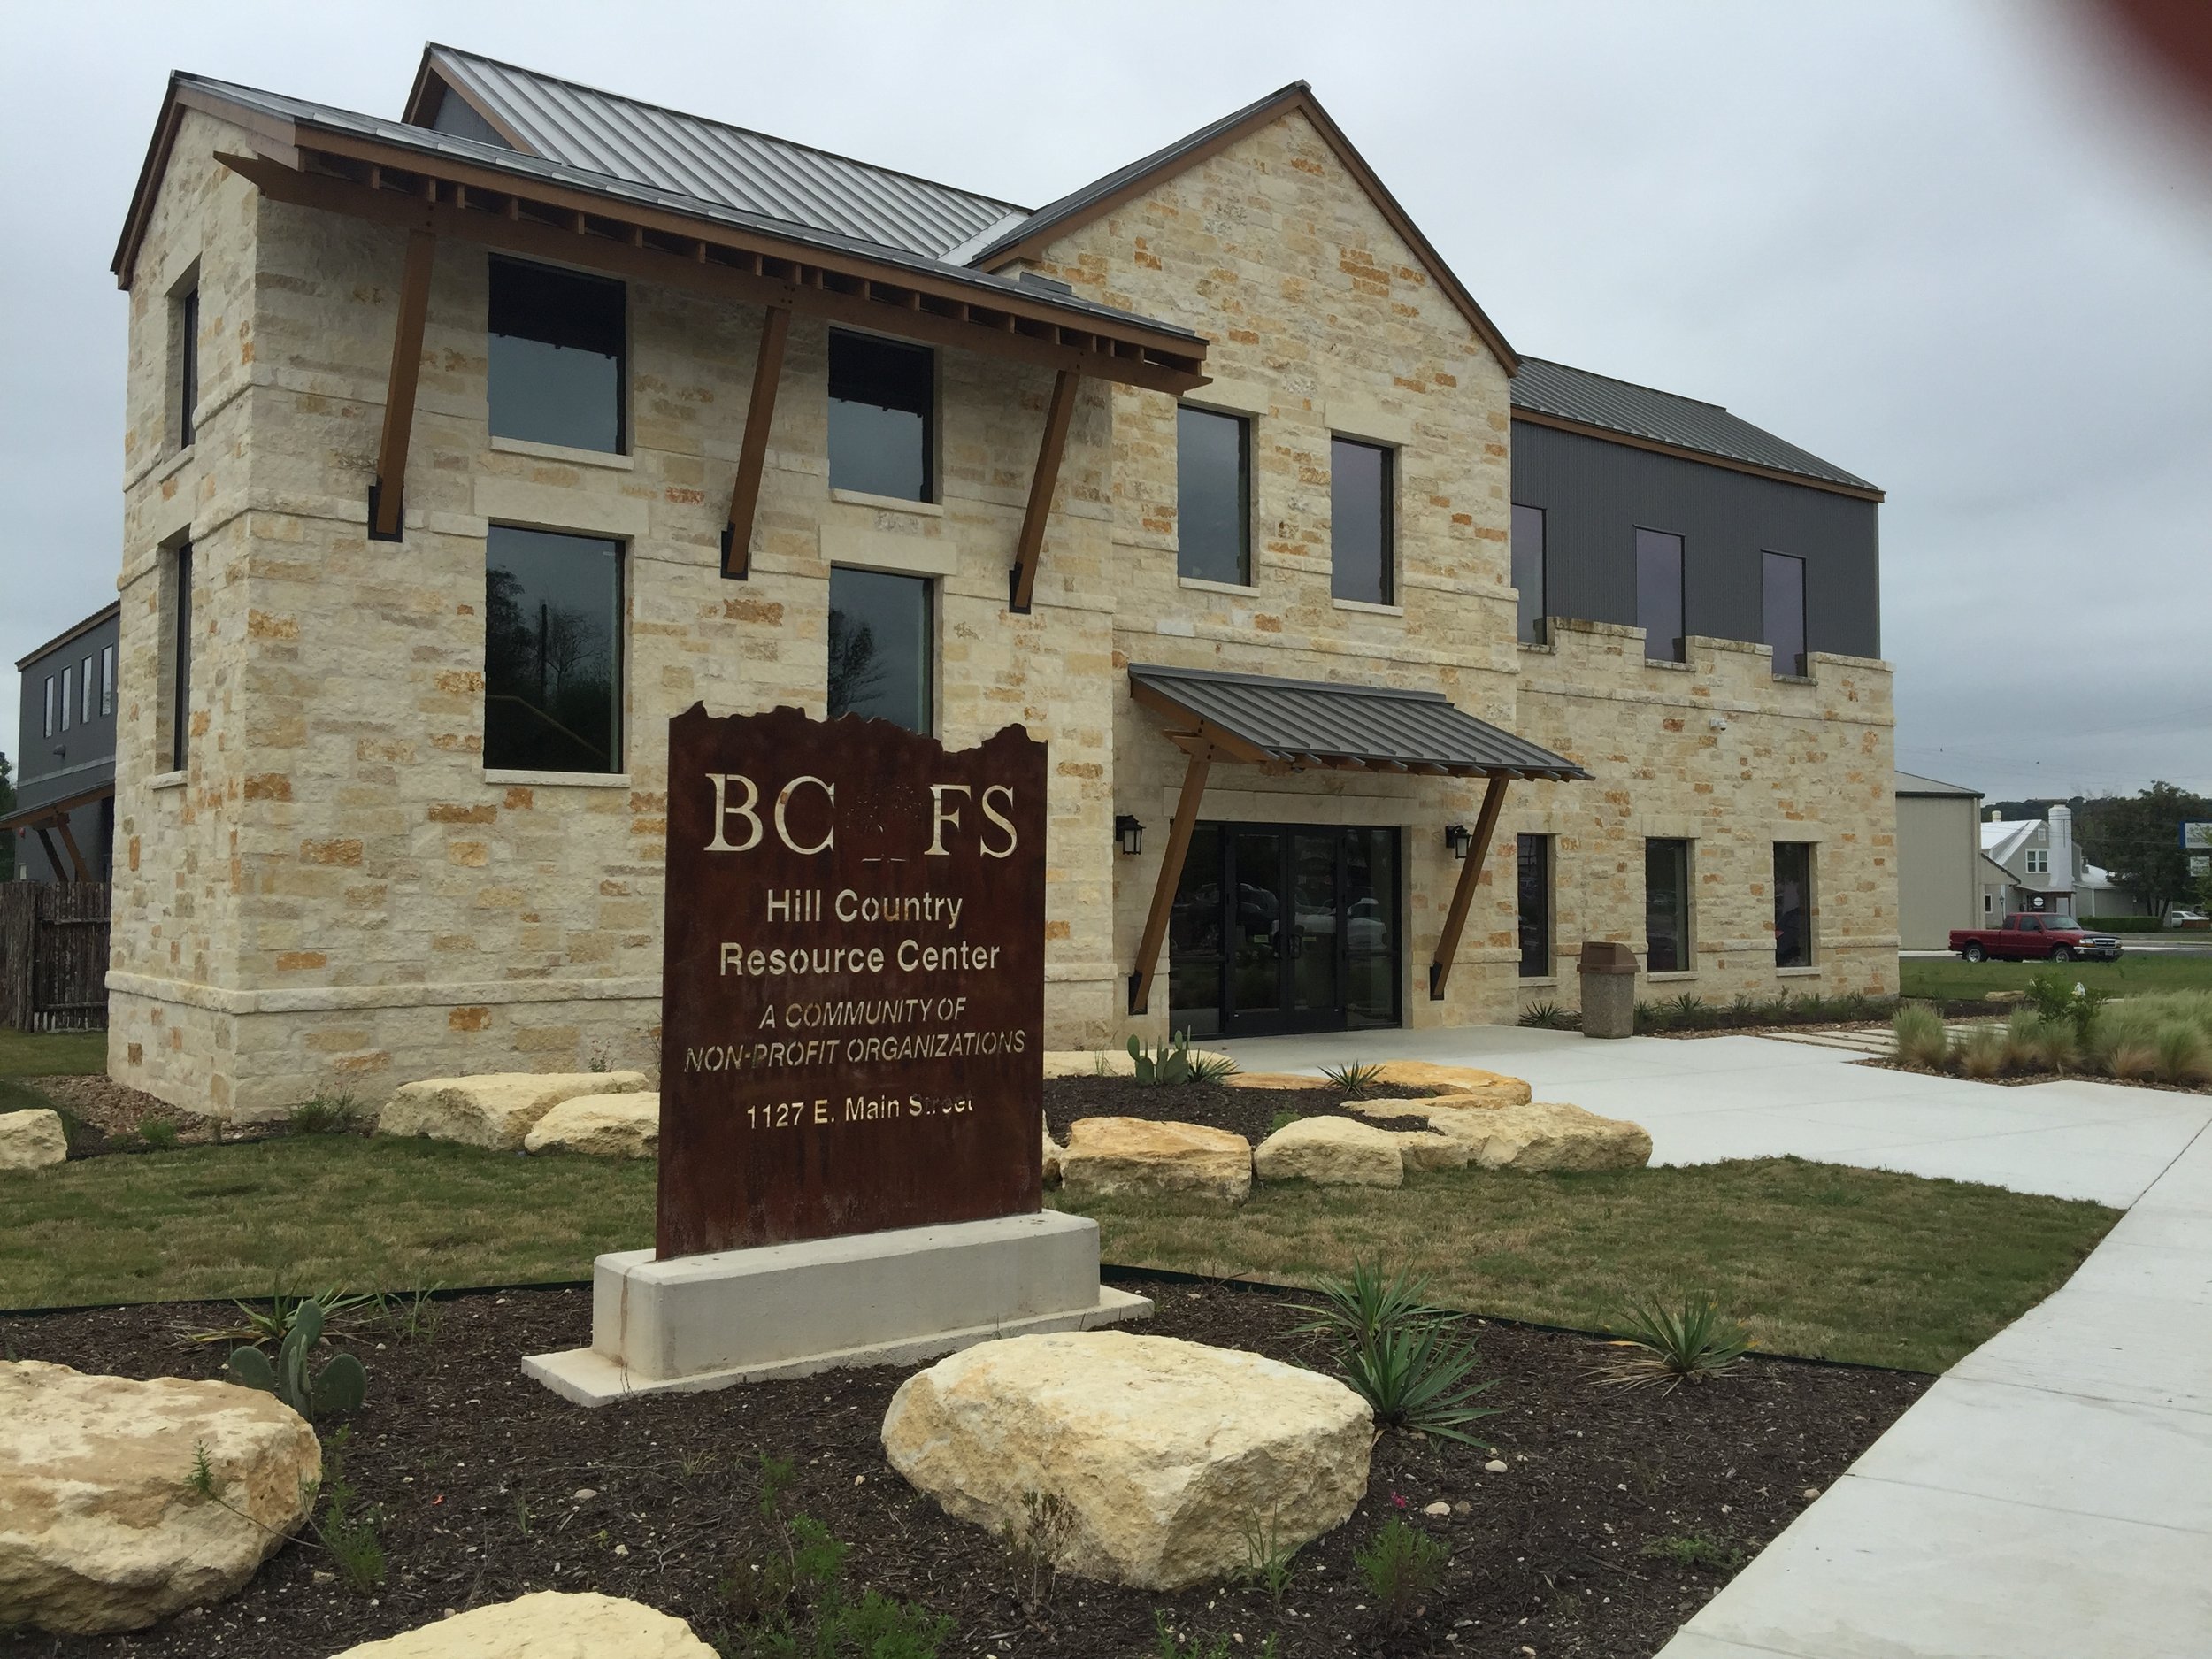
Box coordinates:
[1429,773,1509,1001]
[721,305,792,580]
[33,826,65,883]
[1129,742,1215,1017]
[1009,369,1079,613]
[368,228,435,541]
[51,817,91,883]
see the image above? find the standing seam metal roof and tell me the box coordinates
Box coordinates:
[423,46,1025,259]
[1129,664,1591,780]
[1511,357,1878,494]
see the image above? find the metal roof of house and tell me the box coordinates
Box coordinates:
[415,45,1025,260]
[1511,357,1879,495]
[1895,769,1982,798]
[1128,664,1591,780]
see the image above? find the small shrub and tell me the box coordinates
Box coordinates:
[374,1285,445,1343]
[1129,1030,1196,1087]
[1340,1321,1499,1443]
[227,1300,368,1422]
[137,1117,181,1151]
[315,1428,387,1593]
[190,1286,376,1349]
[1632,999,1661,1032]
[1001,1490,1073,1615]
[1517,1000,1574,1029]
[1598,1290,1752,1392]
[1235,1508,1299,1604]
[289,1093,365,1135]
[1267,1109,1304,1136]
[2026,972,2107,1042]
[1893,1003,1949,1070]
[1320,1059,1386,1093]
[1187,1049,1239,1085]
[1640,1532,1746,1572]
[1354,1515,1448,1634]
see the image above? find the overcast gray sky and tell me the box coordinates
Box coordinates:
[4,0,2208,801]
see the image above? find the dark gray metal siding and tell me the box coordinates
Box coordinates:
[12,610,120,881]
[1510,421,1882,662]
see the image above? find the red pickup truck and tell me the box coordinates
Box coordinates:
[1948,914,2123,964]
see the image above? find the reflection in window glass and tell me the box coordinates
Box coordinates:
[827,567,932,733]
[484,526,623,773]
[828,331,933,502]
[171,544,193,772]
[81,657,95,725]
[42,677,56,739]
[1344,827,1399,1029]
[1645,838,1693,972]
[1774,842,1815,966]
[1176,406,1249,585]
[1517,833,1552,978]
[1330,438,1393,604]
[100,647,115,718]
[1511,503,1547,644]
[59,667,72,733]
[1636,527,1685,663]
[488,258,625,452]
[178,287,198,448]
[1763,550,1807,677]
[1169,824,1225,1039]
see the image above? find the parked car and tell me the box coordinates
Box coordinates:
[1947,914,2123,964]
[2169,910,2210,931]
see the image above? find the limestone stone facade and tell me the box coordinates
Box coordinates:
[107,73,1893,1118]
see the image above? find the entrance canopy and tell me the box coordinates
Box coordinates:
[1125,664,1589,1015]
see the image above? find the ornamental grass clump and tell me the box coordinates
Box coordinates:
[1598,1290,1753,1392]
[1954,1024,2008,1079]
[1892,1002,1949,1071]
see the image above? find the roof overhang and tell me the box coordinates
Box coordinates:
[1509,406,1886,503]
[1,781,116,834]
[15,603,120,672]
[117,79,1210,396]
[1128,664,1591,781]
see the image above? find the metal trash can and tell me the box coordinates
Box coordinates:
[1578,941,1639,1039]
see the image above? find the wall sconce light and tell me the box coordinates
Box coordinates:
[1115,815,1144,856]
[1444,824,1471,860]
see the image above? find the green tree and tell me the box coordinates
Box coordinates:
[2077,781,2212,920]
[0,749,13,881]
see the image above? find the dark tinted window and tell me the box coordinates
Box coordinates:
[1763,550,1808,677]
[1774,841,1814,966]
[100,647,115,717]
[1636,528,1685,662]
[827,567,933,733]
[1511,503,1547,644]
[172,544,193,772]
[485,526,623,773]
[828,331,933,502]
[1330,438,1392,604]
[1517,833,1552,977]
[1176,406,1249,585]
[178,288,198,447]
[488,258,625,453]
[1645,837,1692,972]
[1169,823,1225,1040]
[42,677,56,739]
[1345,827,1399,1030]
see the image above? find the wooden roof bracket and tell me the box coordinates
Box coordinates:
[1428,773,1509,1001]
[51,817,92,883]
[367,228,436,542]
[721,304,792,580]
[1128,740,1216,1018]
[1008,368,1079,613]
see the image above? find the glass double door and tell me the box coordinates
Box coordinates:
[1169,823,1400,1039]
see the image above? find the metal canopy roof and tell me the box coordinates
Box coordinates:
[1511,357,1879,497]
[1129,664,1591,781]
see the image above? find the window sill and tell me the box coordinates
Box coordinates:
[151,444,196,488]
[1772,672,1817,686]
[830,488,942,518]
[1516,639,1555,654]
[148,770,188,792]
[1645,657,1694,672]
[1517,976,1559,987]
[488,435,635,472]
[1331,596,1403,617]
[482,768,632,789]
[1776,965,1822,977]
[1178,575,1259,597]
[1645,970,1700,982]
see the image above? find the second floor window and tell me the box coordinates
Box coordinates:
[1176,405,1249,585]
[2026,848,2049,875]
[1763,550,1807,677]
[81,657,95,725]
[1510,503,1548,644]
[828,332,933,502]
[176,285,198,448]
[1330,437,1393,604]
[100,646,115,717]
[1636,528,1685,663]
[488,257,626,454]
[827,567,933,733]
[42,676,56,739]
[59,667,73,733]
[484,526,624,773]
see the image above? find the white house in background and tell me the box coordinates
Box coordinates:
[1978,803,2150,922]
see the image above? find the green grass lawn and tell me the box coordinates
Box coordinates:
[1901,952,2212,1002]
[0,1027,108,1079]
[1056,1158,2116,1373]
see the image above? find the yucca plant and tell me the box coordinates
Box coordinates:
[1892,1002,1949,1070]
[1320,1059,1386,1093]
[1597,1290,1752,1392]
[1288,1263,1454,1349]
[189,1286,376,1349]
[1340,1319,1499,1443]
[1187,1050,1240,1084]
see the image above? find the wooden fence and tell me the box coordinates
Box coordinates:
[0,882,111,1032]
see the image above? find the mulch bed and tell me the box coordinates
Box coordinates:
[18,1074,228,1156]
[4,1280,1925,1659]
[1044,1077,1438,1146]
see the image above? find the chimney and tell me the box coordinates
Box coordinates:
[2048,804,2075,908]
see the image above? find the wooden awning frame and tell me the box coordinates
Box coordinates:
[2,782,115,884]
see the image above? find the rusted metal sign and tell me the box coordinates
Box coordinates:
[657,704,1046,1257]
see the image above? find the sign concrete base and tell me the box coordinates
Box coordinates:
[522,1210,1150,1407]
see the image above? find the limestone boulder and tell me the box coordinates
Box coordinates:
[1366,1061,1532,1107]
[1223,1071,1334,1092]
[1253,1115,1404,1187]
[329,1591,714,1657]
[1057,1118,1251,1204]
[1359,1098,1651,1172]
[882,1331,1371,1589]
[0,1362,319,1634]
[0,1109,68,1171]
[1041,1118,1065,1187]
[379,1071,647,1152]
[523,1092,659,1159]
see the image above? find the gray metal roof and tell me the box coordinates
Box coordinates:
[1511,357,1878,495]
[163,73,1201,345]
[1895,769,1983,798]
[1130,664,1591,780]
[421,46,1025,260]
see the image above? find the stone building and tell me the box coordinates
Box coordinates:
[107,47,1894,1118]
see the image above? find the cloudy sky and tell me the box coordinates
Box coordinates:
[4,0,2208,800]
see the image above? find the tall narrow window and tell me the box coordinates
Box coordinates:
[1517,833,1553,978]
[81,657,95,725]
[828,331,934,502]
[177,285,198,448]
[488,258,626,453]
[99,646,115,718]
[827,567,933,733]
[1645,837,1693,972]
[1636,527,1685,663]
[1774,842,1815,966]
[1511,503,1548,644]
[59,667,72,733]
[171,543,194,772]
[484,526,624,773]
[1176,405,1250,585]
[1763,550,1808,677]
[42,677,57,739]
[1330,437,1393,604]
